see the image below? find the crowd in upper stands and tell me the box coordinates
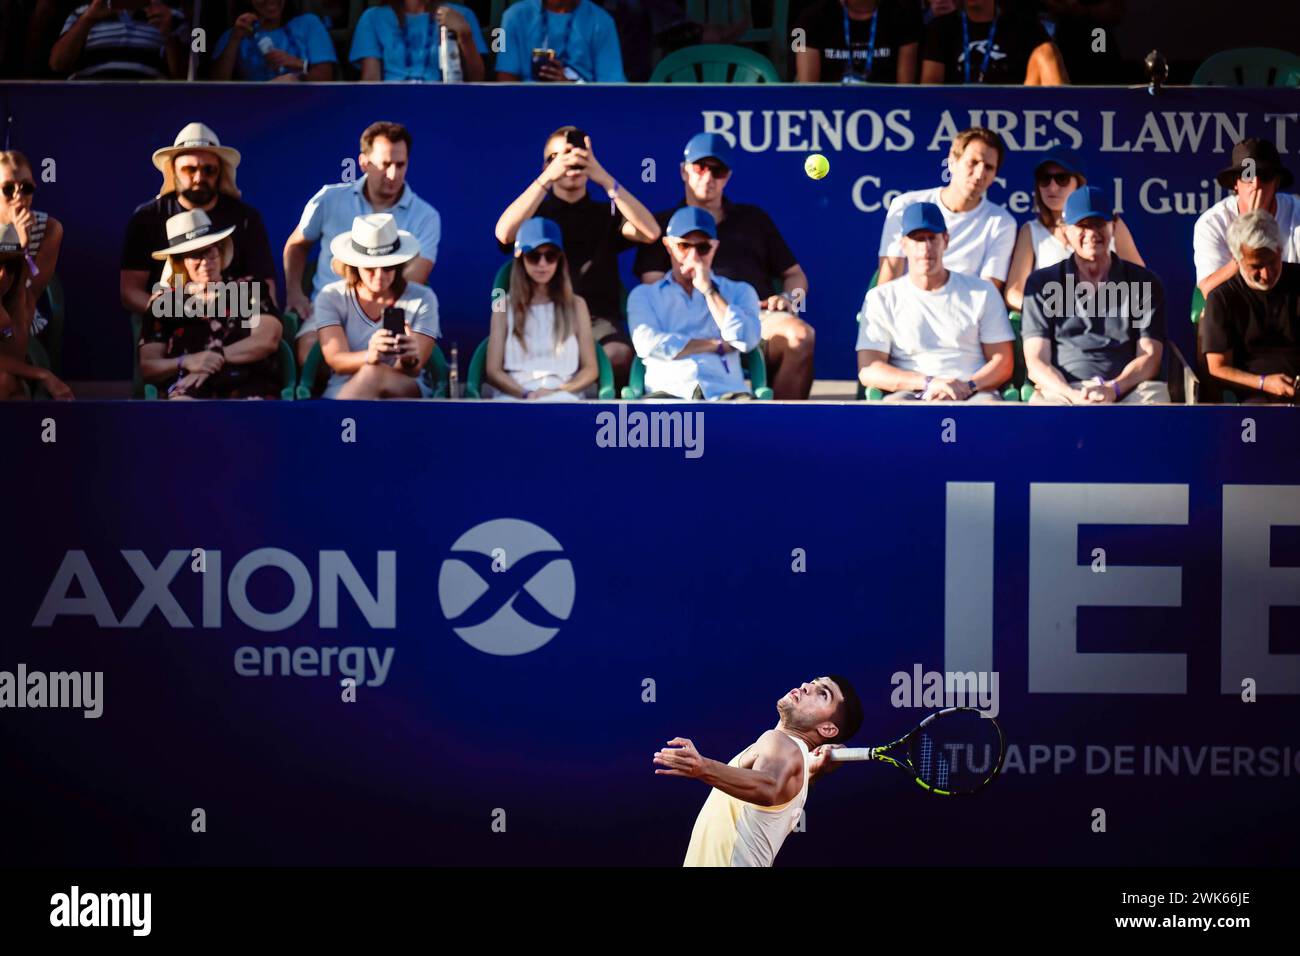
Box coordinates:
[0,0,1128,85]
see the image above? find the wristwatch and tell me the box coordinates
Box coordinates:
[966,379,979,395]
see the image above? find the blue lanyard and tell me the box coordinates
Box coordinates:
[402,12,433,81]
[961,7,998,84]
[542,0,576,64]
[841,5,878,79]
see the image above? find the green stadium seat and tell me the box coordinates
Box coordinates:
[145,338,298,401]
[649,44,781,83]
[685,0,791,77]
[296,340,450,399]
[464,335,616,399]
[621,351,773,400]
[1191,48,1300,87]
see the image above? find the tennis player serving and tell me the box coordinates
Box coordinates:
[654,675,863,867]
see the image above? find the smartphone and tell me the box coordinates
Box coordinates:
[565,128,587,150]
[530,48,555,81]
[382,307,406,338]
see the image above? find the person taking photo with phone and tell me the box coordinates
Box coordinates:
[495,0,624,82]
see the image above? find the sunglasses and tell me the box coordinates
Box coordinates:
[1242,169,1278,183]
[674,240,712,256]
[1036,171,1075,187]
[1,181,35,199]
[691,161,730,179]
[524,248,561,264]
[178,164,220,178]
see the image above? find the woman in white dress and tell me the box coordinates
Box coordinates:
[1005,150,1144,311]
[485,217,598,402]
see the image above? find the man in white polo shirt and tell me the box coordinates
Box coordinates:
[877,127,1016,291]
[858,202,1014,401]
[1194,138,1300,299]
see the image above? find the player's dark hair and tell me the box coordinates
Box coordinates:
[826,674,863,745]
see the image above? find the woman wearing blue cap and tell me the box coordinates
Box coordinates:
[1005,151,1143,311]
[484,217,598,401]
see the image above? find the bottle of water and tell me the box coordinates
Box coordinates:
[439,26,463,83]
[448,342,460,398]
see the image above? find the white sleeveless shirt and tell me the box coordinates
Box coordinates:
[1029,218,1116,269]
[501,301,579,393]
[683,733,811,867]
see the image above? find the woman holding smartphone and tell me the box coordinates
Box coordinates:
[485,217,597,401]
[1005,150,1144,311]
[211,0,337,82]
[314,213,440,399]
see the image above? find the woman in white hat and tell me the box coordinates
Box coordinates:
[311,213,439,399]
[137,209,284,399]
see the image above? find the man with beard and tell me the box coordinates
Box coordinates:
[120,122,276,319]
[654,675,862,867]
[1201,210,1300,404]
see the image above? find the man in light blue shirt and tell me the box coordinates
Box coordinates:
[496,0,625,83]
[628,207,761,400]
[284,122,441,364]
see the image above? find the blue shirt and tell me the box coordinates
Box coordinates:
[350,5,487,82]
[497,0,625,82]
[214,14,336,82]
[628,274,761,399]
[295,179,443,298]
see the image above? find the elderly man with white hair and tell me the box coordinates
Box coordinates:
[1200,210,1300,404]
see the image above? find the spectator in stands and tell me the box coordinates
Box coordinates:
[878,127,1016,291]
[138,210,284,400]
[1022,187,1168,404]
[1194,139,1300,299]
[1005,149,1142,311]
[794,0,922,84]
[1037,0,1126,85]
[857,202,1013,401]
[495,125,659,390]
[484,218,598,401]
[1201,211,1299,404]
[212,1,337,82]
[0,223,72,400]
[920,0,1067,85]
[0,151,64,343]
[628,207,761,400]
[287,121,441,367]
[496,0,625,82]
[351,0,487,82]
[315,213,440,399]
[121,123,277,328]
[634,133,814,400]
[50,0,188,79]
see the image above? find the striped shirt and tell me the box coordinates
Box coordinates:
[59,6,185,79]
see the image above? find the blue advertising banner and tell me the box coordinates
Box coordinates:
[4,82,1300,381]
[2,402,1298,865]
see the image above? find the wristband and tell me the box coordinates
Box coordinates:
[966,379,978,395]
[922,375,934,395]
[607,179,619,215]
[1109,380,1121,400]
[1260,374,1267,392]
[522,389,532,399]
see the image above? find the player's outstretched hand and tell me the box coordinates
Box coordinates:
[654,737,705,778]
[809,744,845,777]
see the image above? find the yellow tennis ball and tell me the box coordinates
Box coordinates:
[804,153,829,180]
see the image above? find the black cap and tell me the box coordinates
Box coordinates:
[1217,138,1294,191]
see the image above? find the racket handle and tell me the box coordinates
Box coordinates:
[828,747,873,762]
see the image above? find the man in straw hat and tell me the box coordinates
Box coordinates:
[1195,138,1300,299]
[137,209,283,400]
[311,213,440,400]
[0,223,73,400]
[121,122,276,320]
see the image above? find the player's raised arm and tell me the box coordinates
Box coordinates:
[654,731,802,808]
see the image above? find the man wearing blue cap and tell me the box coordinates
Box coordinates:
[1022,187,1169,405]
[634,132,814,400]
[857,201,1013,402]
[627,206,761,400]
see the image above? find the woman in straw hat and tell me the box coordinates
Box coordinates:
[0,223,73,400]
[484,217,597,401]
[137,209,283,399]
[314,213,439,399]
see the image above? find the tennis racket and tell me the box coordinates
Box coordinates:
[828,707,1006,796]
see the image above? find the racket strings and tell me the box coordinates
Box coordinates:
[908,713,1003,793]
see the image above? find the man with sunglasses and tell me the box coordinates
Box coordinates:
[628,207,760,401]
[1194,139,1300,299]
[120,122,276,323]
[496,125,660,389]
[634,133,814,400]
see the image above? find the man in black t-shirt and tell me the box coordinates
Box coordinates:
[921,0,1066,85]
[794,0,922,84]
[1202,210,1300,404]
[634,133,814,400]
[120,122,276,321]
[495,126,662,390]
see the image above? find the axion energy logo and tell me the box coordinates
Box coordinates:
[437,519,575,656]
